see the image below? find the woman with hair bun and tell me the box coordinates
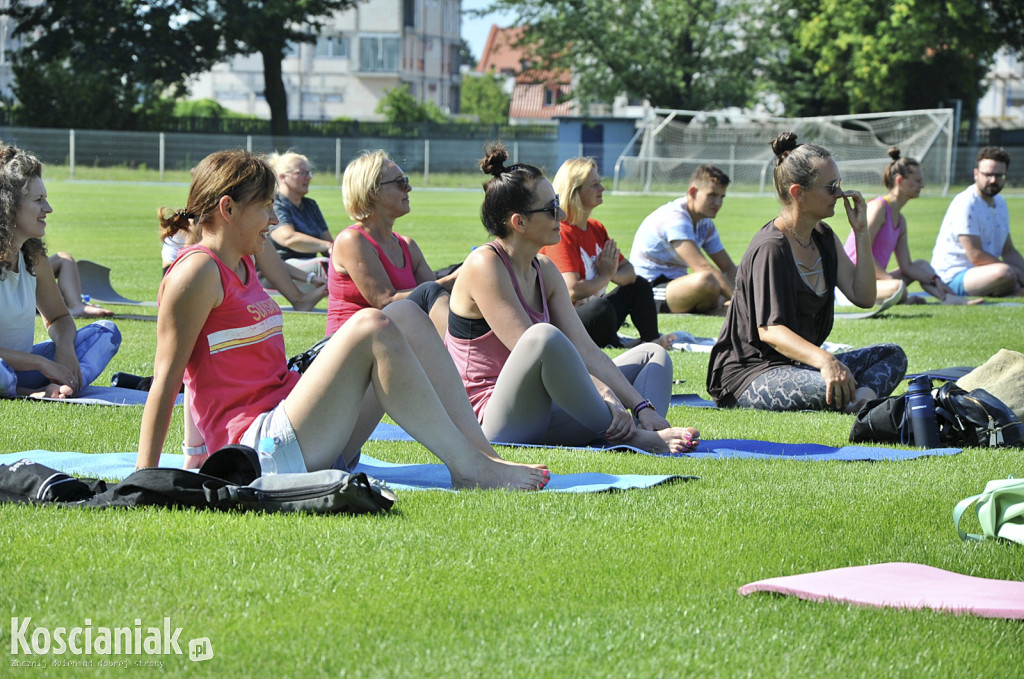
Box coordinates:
[707,133,907,412]
[443,143,699,454]
[841,146,975,304]
[0,142,120,399]
[138,149,549,491]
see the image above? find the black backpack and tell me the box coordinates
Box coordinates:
[0,445,396,514]
[849,383,1024,448]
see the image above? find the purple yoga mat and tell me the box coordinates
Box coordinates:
[739,562,1024,619]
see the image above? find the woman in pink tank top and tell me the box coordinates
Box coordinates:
[327,150,457,336]
[444,143,699,455]
[843,146,972,304]
[137,150,549,491]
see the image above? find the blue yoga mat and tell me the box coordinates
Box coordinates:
[11,386,183,406]
[0,451,689,494]
[670,393,718,408]
[367,422,961,461]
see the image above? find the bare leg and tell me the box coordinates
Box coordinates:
[427,293,450,338]
[665,271,722,314]
[963,263,1018,297]
[283,307,549,490]
[49,253,113,318]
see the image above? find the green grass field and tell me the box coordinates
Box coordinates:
[1,177,1023,677]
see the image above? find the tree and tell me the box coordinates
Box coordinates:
[376,85,449,123]
[192,0,362,140]
[764,0,1012,120]
[458,38,478,71]
[8,0,362,140]
[482,0,765,111]
[460,73,511,124]
[8,0,222,129]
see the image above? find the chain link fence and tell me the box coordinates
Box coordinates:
[0,126,583,182]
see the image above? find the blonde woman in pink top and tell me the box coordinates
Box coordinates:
[843,147,972,304]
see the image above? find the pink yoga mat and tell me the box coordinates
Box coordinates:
[739,562,1024,619]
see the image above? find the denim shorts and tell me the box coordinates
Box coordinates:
[239,402,308,474]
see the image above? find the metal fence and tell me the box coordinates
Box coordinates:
[2,124,1019,189]
[0,126,579,182]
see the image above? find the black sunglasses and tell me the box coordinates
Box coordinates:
[809,178,843,196]
[381,175,411,190]
[520,197,561,220]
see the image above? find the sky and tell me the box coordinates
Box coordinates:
[461,0,516,63]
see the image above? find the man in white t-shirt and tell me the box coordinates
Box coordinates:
[931,146,1024,297]
[629,164,737,313]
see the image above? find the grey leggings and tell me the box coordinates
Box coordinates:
[736,343,907,411]
[480,324,673,446]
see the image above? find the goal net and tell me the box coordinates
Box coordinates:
[613,108,955,196]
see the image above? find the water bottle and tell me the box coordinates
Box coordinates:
[256,436,278,475]
[905,376,939,448]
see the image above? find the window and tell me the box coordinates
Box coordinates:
[315,36,349,59]
[543,88,555,107]
[360,36,400,72]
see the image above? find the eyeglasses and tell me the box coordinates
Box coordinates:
[809,178,843,196]
[381,175,411,190]
[978,171,1006,181]
[520,197,561,220]
[289,170,313,178]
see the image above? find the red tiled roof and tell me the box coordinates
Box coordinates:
[476,25,527,75]
[509,82,574,120]
[476,24,574,120]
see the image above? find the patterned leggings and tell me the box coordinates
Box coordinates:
[736,343,907,411]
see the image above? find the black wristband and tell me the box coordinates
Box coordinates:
[632,399,655,417]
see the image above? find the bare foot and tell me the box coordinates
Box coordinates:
[29,383,74,399]
[449,456,551,491]
[655,332,680,350]
[625,426,700,454]
[69,303,114,318]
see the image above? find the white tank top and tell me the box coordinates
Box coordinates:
[0,251,38,352]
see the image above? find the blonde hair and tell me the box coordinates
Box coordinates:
[552,157,597,225]
[342,150,389,220]
[267,151,311,178]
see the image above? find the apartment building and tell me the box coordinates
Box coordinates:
[188,0,463,121]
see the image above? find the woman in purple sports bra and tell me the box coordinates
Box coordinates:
[843,146,974,304]
[443,143,699,454]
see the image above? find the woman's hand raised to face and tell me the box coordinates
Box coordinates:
[841,189,868,234]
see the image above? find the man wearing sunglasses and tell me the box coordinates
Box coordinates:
[931,146,1024,297]
[629,164,738,314]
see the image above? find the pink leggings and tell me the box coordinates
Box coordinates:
[480,324,672,446]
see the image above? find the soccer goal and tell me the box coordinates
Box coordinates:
[612,108,956,196]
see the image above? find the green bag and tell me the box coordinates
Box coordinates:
[954,477,1024,544]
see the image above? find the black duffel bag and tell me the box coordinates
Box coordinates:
[0,445,396,514]
[850,383,1024,448]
